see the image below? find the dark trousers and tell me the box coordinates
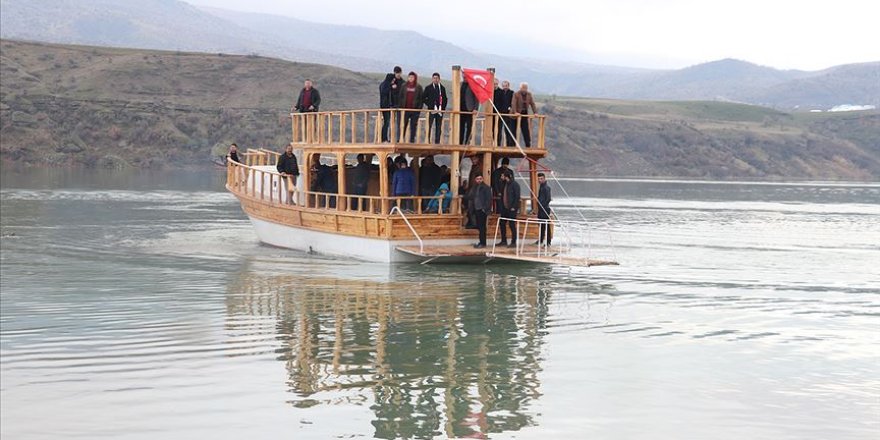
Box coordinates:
[403,111,419,143]
[428,113,442,143]
[381,110,392,142]
[351,183,367,211]
[538,213,552,244]
[518,115,531,147]
[459,113,473,145]
[476,209,488,245]
[498,115,515,146]
[499,208,518,244]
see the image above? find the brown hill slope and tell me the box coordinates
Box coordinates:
[1,40,878,179]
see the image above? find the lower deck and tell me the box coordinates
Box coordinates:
[396,244,620,267]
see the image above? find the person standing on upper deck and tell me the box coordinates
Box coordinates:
[534,172,553,246]
[422,72,447,144]
[497,169,521,247]
[397,71,424,144]
[511,82,538,147]
[294,79,321,113]
[471,175,492,248]
[459,76,478,145]
[495,80,515,146]
[379,66,404,142]
[277,143,300,205]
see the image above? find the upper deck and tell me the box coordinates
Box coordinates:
[291,108,548,158]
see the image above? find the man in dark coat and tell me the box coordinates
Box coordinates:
[311,157,337,208]
[379,66,404,142]
[276,143,300,205]
[422,72,447,144]
[351,154,372,211]
[490,157,510,213]
[495,80,515,146]
[459,78,478,145]
[535,172,552,246]
[471,174,493,249]
[418,155,442,210]
[294,79,321,112]
[498,169,521,247]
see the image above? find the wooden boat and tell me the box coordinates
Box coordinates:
[226,66,617,266]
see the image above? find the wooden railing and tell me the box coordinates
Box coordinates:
[227,158,459,216]
[291,109,547,150]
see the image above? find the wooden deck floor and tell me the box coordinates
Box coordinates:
[396,244,618,267]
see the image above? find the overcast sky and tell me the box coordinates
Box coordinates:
[185,0,879,70]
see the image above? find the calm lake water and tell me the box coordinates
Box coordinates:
[1,169,878,439]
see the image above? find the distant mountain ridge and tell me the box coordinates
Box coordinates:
[2,40,878,180]
[0,0,878,108]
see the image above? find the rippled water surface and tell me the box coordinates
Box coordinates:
[1,169,878,439]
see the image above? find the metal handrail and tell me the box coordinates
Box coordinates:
[390,206,424,254]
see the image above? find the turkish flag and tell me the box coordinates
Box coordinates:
[462,68,494,103]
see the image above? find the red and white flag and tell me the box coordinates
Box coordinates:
[462,68,494,103]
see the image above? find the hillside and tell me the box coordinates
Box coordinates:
[1,40,878,180]
[2,0,878,108]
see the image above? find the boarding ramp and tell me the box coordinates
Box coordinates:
[487,218,618,267]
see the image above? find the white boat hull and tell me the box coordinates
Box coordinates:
[248,216,477,263]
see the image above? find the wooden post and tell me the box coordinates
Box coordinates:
[336,152,347,211]
[378,152,390,214]
[450,151,460,215]
[482,152,492,188]
[451,65,461,146]
[529,159,539,214]
[482,67,495,147]
[302,152,312,208]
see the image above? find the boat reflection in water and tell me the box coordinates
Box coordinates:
[224,260,611,439]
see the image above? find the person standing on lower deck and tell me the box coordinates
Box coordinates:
[498,170,521,247]
[276,143,300,205]
[391,156,416,212]
[472,175,492,248]
[535,172,552,246]
[351,154,372,211]
[511,82,537,147]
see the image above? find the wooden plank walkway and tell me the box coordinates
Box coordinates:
[396,244,618,267]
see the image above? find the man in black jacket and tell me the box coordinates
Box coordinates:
[422,72,447,144]
[498,169,521,247]
[471,174,492,249]
[490,157,510,213]
[351,154,372,211]
[459,78,478,145]
[495,80,515,146]
[276,143,300,205]
[535,172,552,246]
[379,66,404,142]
